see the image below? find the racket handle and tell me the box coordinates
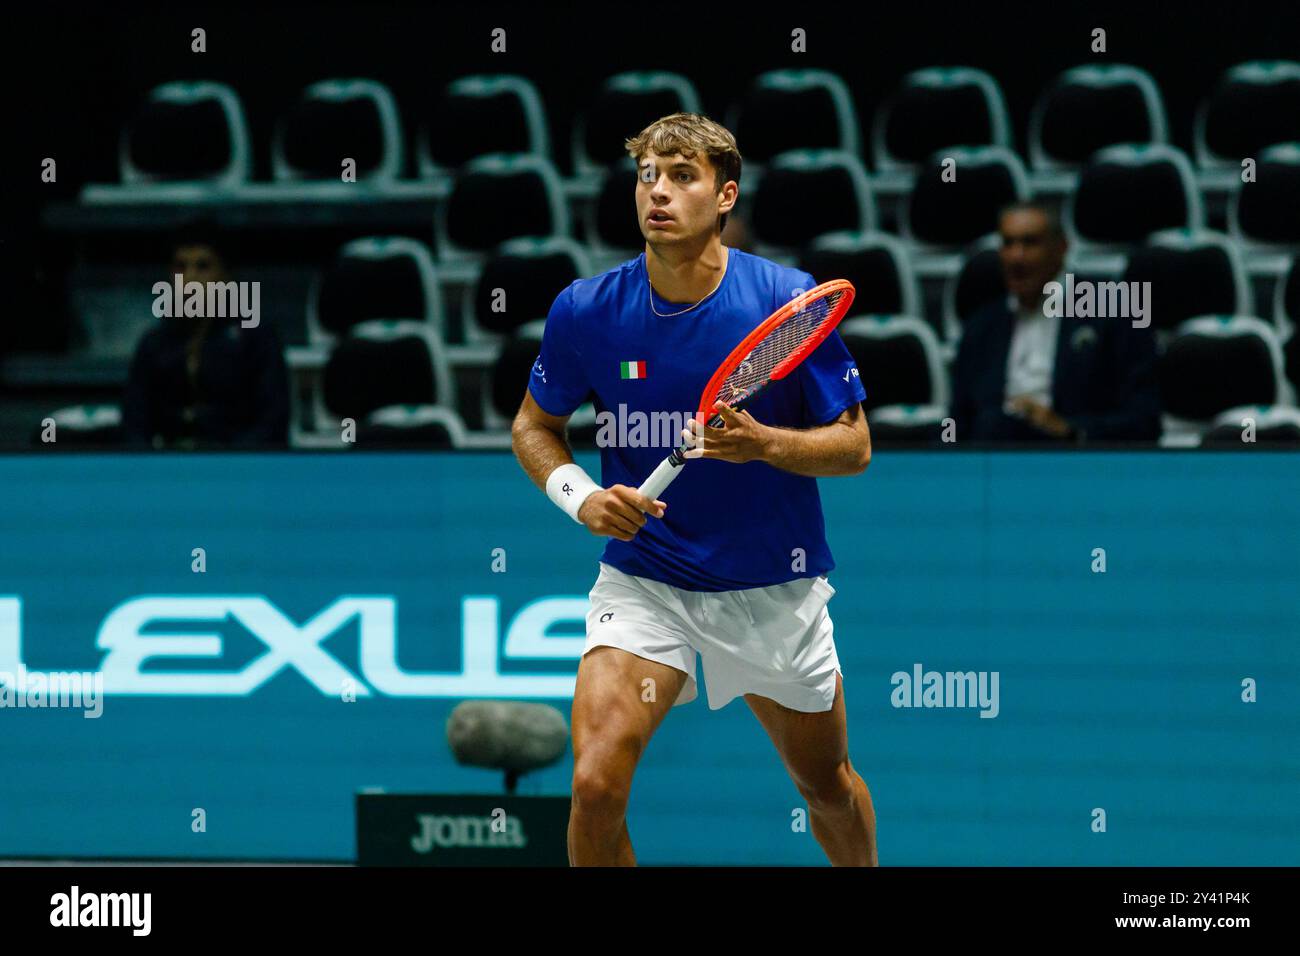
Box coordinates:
[638,450,687,501]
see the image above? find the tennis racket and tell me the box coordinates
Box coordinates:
[637,278,856,501]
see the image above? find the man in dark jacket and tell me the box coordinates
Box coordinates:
[123,229,290,449]
[950,201,1161,443]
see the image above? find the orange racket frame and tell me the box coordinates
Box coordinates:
[637,278,856,501]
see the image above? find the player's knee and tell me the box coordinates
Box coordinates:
[571,730,640,819]
[798,761,857,813]
[570,761,633,820]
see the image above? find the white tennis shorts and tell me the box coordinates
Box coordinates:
[583,561,843,713]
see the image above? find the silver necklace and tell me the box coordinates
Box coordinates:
[647,263,726,317]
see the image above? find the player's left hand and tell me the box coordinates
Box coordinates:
[681,402,771,463]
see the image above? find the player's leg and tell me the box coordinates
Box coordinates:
[744,672,878,866]
[569,645,688,866]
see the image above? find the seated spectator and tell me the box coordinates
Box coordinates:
[123,226,290,449]
[949,201,1160,443]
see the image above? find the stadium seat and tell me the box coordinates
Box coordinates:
[1158,315,1290,443]
[588,158,646,269]
[871,67,1012,191]
[420,75,549,176]
[902,146,1028,254]
[726,69,860,165]
[355,405,471,449]
[1065,144,1203,264]
[1028,65,1168,191]
[273,79,404,182]
[838,315,949,412]
[943,234,1006,338]
[1195,61,1300,172]
[470,237,590,338]
[1275,255,1299,337]
[573,72,702,180]
[437,154,570,266]
[1122,229,1251,335]
[799,231,920,320]
[1286,325,1300,395]
[749,150,876,255]
[1200,404,1300,446]
[1229,142,1300,250]
[120,81,251,189]
[318,320,456,435]
[488,319,546,429]
[562,403,605,450]
[308,238,445,345]
[31,405,124,448]
[865,404,950,444]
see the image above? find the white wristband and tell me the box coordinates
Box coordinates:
[546,463,602,523]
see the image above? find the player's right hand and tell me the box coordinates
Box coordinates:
[577,485,667,541]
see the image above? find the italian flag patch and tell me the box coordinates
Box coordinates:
[620,360,647,380]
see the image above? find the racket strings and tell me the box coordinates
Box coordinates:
[709,289,846,408]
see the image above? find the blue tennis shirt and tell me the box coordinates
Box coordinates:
[528,247,866,592]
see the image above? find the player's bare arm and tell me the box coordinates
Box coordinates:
[512,391,666,542]
[682,400,871,477]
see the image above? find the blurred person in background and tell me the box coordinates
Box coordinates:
[123,225,290,449]
[949,201,1160,443]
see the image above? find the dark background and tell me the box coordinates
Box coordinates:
[2,0,1297,439]
[7,0,1299,319]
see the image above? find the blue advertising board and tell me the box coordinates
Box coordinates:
[1,451,1296,864]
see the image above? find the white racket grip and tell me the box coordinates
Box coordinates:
[638,453,686,501]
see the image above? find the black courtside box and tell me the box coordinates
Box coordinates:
[356,792,572,866]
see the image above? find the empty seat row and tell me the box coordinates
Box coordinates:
[116,62,1300,188]
[310,235,588,345]
[308,230,1300,350]
[229,143,1298,285]
[671,143,1300,256]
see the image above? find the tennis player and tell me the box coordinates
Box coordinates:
[511,113,877,866]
